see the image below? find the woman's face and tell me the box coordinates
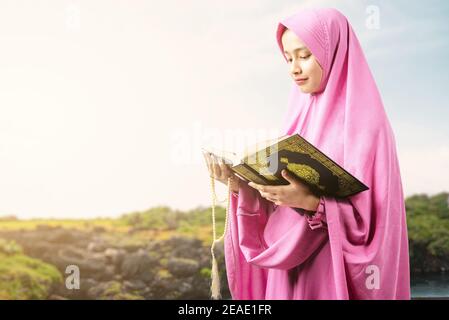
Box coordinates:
[281,29,323,94]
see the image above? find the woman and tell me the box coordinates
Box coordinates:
[204,8,410,299]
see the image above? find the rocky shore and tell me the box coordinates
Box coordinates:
[0,225,230,300]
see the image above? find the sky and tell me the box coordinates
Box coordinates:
[0,0,448,219]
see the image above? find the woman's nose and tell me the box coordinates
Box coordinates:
[290,60,301,75]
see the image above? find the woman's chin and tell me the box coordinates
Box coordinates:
[297,85,311,94]
[297,84,320,95]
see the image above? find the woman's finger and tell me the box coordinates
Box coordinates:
[260,191,277,201]
[203,152,214,176]
[211,155,222,178]
[264,195,278,203]
[219,159,232,178]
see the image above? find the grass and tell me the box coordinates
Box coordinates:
[0,218,127,232]
[0,252,63,299]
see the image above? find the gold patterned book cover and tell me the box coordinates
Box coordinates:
[202,133,369,198]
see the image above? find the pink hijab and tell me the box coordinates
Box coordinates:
[223,8,410,299]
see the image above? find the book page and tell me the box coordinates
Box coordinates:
[201,147,240,166]
[242,134,291,158]
[201,134,291,166]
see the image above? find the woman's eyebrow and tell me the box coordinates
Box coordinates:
[283,46,308,54]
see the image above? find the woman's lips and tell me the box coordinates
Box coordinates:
[295,78,308,85]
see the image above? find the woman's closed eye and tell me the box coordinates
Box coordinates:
[287,54,311,63]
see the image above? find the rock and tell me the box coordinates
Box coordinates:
[48,294,68,300]
[47,229,82,244]
[121,243,141,253]
[178,281,193,295]
[92,226,106,233]
[104,248,125,267]
[165,236,205,260]
[120,249,158,281]
[123,280,147,291]
[82,278,99,292]
[167,258,200,277]
[87,241,107,253]
[53,246,107,279]
[87,280,144,300]
[120,257,139,279]
[87,281,109,299]
[25,242,56,257]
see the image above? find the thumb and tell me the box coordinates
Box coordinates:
[281,169,295,184]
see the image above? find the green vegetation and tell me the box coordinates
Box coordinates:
[119,205,227,245]
[98,281,144,300]
[406,192,449,272]
[0,240,62,299]
[0,218,127,232]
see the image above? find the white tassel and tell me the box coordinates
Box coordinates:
[209,173,232,300]
[210,240,221,299]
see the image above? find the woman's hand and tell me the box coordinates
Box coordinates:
[203,152,241,194]
[248,169,320,211]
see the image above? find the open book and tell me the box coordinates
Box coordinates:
[202,133,369,198]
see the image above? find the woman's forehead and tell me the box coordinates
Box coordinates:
[281,29,308,53]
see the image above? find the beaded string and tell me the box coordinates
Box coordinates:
[209,164,232,300]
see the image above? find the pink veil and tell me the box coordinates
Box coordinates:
[223,7,410,299]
